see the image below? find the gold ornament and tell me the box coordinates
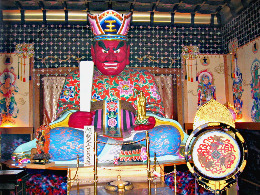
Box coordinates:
[137,91,146,119]
[105,175,133,192]
[193,99,235,130]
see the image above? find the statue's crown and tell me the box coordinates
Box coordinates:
[88,10,132,41]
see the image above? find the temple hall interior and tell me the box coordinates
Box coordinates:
[0,0,259,194]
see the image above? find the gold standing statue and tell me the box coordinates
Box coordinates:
[137,91,146,120]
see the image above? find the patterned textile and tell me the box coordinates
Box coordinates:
[93,108,135,139]
[42,77,65,124]
[49,127,107,161]
[26,173,67,195]
[133,125,181,157]
[165,170,214,195]
[155,75,174,119]
[57,68,165,118]
[118,144,145,162]
[49,125,182,161]
[97,141,122,163]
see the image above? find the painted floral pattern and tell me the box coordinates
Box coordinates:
[92,93,102,102]
[108,118,117,127]
[107,101,118,112]
[117,80,134,97]
[59,86,75,101]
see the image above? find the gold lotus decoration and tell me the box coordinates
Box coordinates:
[193,99,235,130]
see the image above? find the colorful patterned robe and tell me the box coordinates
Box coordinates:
[57,67,165,118]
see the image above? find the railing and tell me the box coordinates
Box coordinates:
[66,130,182,195]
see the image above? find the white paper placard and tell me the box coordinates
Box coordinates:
[80,61,94,112]
[84,126,95,166]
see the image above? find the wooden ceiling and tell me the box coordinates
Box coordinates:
[0,0,256,25]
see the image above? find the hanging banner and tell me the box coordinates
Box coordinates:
[15,43,34,82]
[182,46,199,82]
[0,54,30,127]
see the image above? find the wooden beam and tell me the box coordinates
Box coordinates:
[235,122,260,130]
[0,127,34,139]
[34,67,180,76]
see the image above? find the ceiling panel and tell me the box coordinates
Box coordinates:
[0,0,257,25]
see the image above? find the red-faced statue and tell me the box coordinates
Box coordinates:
[91,40,130,75]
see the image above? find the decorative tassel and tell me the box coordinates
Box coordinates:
[20,58,23,81]
[23,58,26,82]
[187,60,190,81]
[230,54,233,79]
[17,58,20,79]
[195,58,198,81]
[184,58,187,80]
[190,60,193,82]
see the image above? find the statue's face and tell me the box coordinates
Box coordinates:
[91,40,130,75]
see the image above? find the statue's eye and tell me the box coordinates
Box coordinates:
[114,49,120,53]
[102,49,108,53]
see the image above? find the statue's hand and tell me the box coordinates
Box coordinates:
[68,111,94,129]
[134,116,156,131]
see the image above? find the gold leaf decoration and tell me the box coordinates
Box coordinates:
[193,99,235,130]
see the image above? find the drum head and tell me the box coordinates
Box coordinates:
[191,130,241,179]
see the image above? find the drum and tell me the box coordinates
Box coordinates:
[185,123,247,193]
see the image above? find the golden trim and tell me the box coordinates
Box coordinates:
[132,12,150,22]
[186,162,194,173]
[154,12,171,23]
[105,175,133,192]
[46,10,65,21]
[207,180,228,191]
[1,10,219,25]
[194,13,211,24]
[24,10,43,22]
[174,13,191,24]
[214,15,218,25]
[235,132,244,143]
[104,184,117,192]
[240,160,247,172]
[68,11,87,21]
[3,10,21,22]
[208,122,220,127]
